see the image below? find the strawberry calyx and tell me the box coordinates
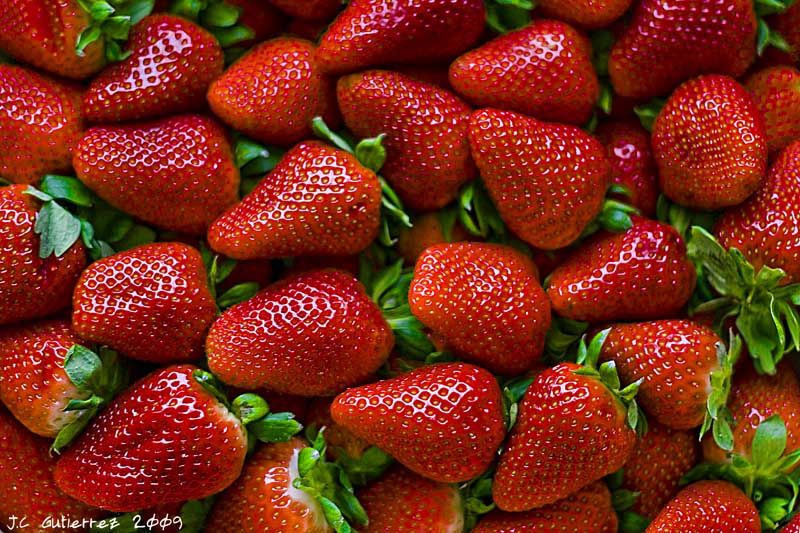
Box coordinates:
[581,186,641,236]
[501,374,535,429]
[199,244,261,311]
[754,0,796,55]
[544,316,588,363]
[461,468,496,530]
[605,469,652,533]
[76,0,155,61]
[170,0,254,48]
[634,98,666,132]
[590,29,614,117]
[699,333,742,452]
[485,0,534,34]
[234,135,285,197]
[456,180,533,255]
[655,194,719,242]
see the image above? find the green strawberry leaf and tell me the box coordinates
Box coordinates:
[33,200,83,258]
[170,0,254,47]
[235,135,284,194]
[231,393,269,425]
[355,134,387,173]
[700,333,740,450]
[312,116,355,153]
[335,445,393,487]
[544,317,588,363]
[457,179,507,240]
[76,0,155,60]
[217,282,259,309]
[752,415,788,467]
[63,344,103,391]
[248,412,303,442]
[633,98,666,132]
[113,224,156,251]
[39,175,94,207]
[485,0,532,33]
[461,468,496,530]
[656,195,719,241]
[618,511,651,533]
[378,177,412,247]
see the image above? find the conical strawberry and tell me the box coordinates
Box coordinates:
[646,481,760,532]
[745,65,800,154]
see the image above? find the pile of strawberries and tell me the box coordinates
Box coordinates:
[2,0,800,531]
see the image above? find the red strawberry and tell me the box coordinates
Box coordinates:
[228,0,285,45]
[83,15,224,123]
[305,397,370,460]
[546,217,696,323]
[449,20,600,125]
[783,513,800,533]
[337,70,476,211]
[608,0,757,99]
[536,0,633,28]
[207,141,381,260]
[397,212,472,265]
[745,65,800,154]
[73,115,239,235]
[651,75,767,210]
[408,242,551,375]
[331,362,505,483]
[268,0,342,20]
[207,37,339,147]
[0,65,84,185]
[316,0,485,75]
[0,185,86,326]
[646,480,760,532]
[72,242,217,364]
[468,108,611,250]
[473,482,617,532]
[206,269,393,396]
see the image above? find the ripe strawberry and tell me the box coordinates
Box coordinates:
[408,243,551,375]
[536,0,633,28]
[316,0,485,75]
[449,20,600,125]
[547,217,696,323]
[72,242,217,364]
[783,513,800,533]
[745,66,800,154]
[468,108,611,250]
[0,65,84,185]
[646,480,760,532]
[337,70,476,211]
[396,212,471,265]
[207,141,381,260]
[207,37,339,147]
[268,0,341,20]
[73,115,239,235]
[651,75,767,210]
[83,15,224,123]
[305,397,370,460]
[331,362,505,483]
[207,269,393,396]
[473,482,617,532]
[0,185,86,326]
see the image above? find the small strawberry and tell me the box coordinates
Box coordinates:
[396,211,471,265]
[449,20,600,125]
[547,217,696,323]
[83,15,224,123]
[72,242,217,364]
[207,37,339,147]
[268,0,342,20]
[536,0,633,28]
[745,65,800,154]
[0,65,84,185]
[331,362,505,483]
[316,0,485,75]
[651,75,767,210]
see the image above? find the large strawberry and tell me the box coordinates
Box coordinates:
[331,362,505,483]
[73,115,239,235]
[468,108,611,250]
[408,242,551,375]
[72,242,217,364]
[536,0,633,28]
[449,20,600,125]
[0,185,85,326]
[337,69,476,211]
[315,0,485,75]
[207,37,339,147]
[83,15,224,123]
[0,65,84,185]
[547,217,696,323]
[651,75,767,210]
[268,0,341,20]
[745,66,800,154]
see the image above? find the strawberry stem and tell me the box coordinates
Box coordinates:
[76,0,155,61]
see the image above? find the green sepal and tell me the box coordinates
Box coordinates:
[634,98,666,132]
[457,180,506,240]
[485,0,533,33]
[655,194,718,241]
[335,445,393,487]
[378,177,412,247]
[217,282,259,309]
[545,317,588,363]
[193,369,230,407]
[234,135,285,195]
[618,512,651,533]
[231,393,269,425]
[248,412,303,443]
[581,196,640,239]
[502,375,535,429]
[170,0,254,48]
[461,468,496,531]
[755,0,797,16]
[76,0,155,61]
[312,116,355,154]
[699,333,741,451]
[355,134,387,173]
[34,200,82,258]
[754,0,796,55]
[39,174,94,207]
[591,29,614,116]
[605,470,651,533]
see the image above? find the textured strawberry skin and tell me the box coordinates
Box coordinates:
[207,37,339,147]
[608,0,757,99]
[647,480,760,532]
[268,0,341,20]
[409,243,551,375]
[83,15,224,123]
[492,362,637,512]
[337,70,476,211]
[208,141,381,260]
[54,365,247,512]
[547,217,696,323]
[74,115,240,235]
[0,185,86,326]
[536,0,633,28]
[468,108,610,250]
[745,66,800,154]
[331,363,505,483]
[396,212,471,265]
[449,20,600,125]
[0,65,84,185]
[783,512,800,533]
[652,75,767,210]
[316,0,485,75]
[71,242,217,364]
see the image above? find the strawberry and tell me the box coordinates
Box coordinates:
[315,0,486,75]
[468,108,611,250]
[337,70,476,211]
[473,482,617,532]
[646,480,761,532]
[207,269,394,396]
[745,66,800,154]
[83,15,224,123]
[207,37,339,147]
[72,242,217,364]
[651,75,767,210]
[73,115,239,235]
[536,0,633,28]
[396,211,471,265]
[0,65,84,185]
[207,141,381,260]
[546,217,696,323]
[0,185,86,326]
[331,362,505,483]
[268,0,342,20]
[408,242,551,375]
[306,397,371,461]
[783,513,800,533]
[449,20,600,125]
[228,0,285,45]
